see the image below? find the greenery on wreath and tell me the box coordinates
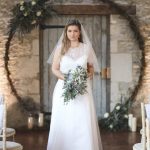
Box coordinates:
[8,0,56,34]
[100,96,132,132]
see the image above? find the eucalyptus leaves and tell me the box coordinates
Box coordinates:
[101,99,132,131]
[9,0,56,34]
[62,66,88,104]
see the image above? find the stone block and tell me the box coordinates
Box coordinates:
[111,53,132,82]
[118,82,131,96]
[111,82,120,103]
[32,39,39,55]
[28,79,40,94]
[15,56,39,78]
[118,40,139,53]
[110,39,118,53]
[132,51,142,64]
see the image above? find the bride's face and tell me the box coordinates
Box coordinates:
[67,25,80,42]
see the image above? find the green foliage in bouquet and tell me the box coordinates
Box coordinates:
[100,97,132,132]
[8,0,56,34]
[62,66,88,104]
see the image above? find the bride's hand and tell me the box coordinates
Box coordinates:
[88,72,93,79]
[87,63,94,80]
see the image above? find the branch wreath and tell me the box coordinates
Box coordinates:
[4,0,145,122]
[4,0,57,114]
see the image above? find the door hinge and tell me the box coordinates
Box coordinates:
[100,67,111,79]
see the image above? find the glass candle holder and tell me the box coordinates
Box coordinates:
[131,117,137,132]
[28,115,34,129]
[128,113,133,131]
[38,113,44,127]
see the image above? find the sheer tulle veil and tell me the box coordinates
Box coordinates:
[47,19,100,73]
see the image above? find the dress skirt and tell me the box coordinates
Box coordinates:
[47,79,103,150]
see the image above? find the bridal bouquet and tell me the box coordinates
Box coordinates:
[62,66,88,104]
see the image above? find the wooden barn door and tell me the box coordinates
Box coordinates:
[40,15,110,119]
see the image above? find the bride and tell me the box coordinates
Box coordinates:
[47,19,103,150]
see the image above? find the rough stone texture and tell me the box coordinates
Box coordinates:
[0,0,40,128]
[111,0,150,126]
[0,0,150,127]
[110,14,142,112]
[111,53,132,82]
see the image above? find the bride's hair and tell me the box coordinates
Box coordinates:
[61,19,83,55]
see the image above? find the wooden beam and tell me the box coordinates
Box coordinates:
[51,4,136,15]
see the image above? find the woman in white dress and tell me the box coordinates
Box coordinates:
[47,19,103,150]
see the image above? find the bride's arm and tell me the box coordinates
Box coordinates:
[52,49,65,80]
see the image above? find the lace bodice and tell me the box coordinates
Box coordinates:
[65,43,85,60]
[60,43,88,74]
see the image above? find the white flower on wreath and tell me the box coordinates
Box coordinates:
[104,112,109,118]
[20,0,24,5]
[31,20,36,24]
[36,11,42,16]
[31,1,36,6]
[124,114,128,118]
[20,6,25,11]
[109,124,113,129]
[23,12,28,17]
[116,105,120,110]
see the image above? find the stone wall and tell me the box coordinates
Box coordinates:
[110,0,150,123]
[0,0,150,127]
[110,14,142,110]
[110,0,150,125]
[0,0,40,127]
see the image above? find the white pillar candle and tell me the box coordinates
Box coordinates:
[0,94,4,104]
[128,114,133,130]
[38,113,44,127]
[141,103,146,130]
[146,119,150,150]
[141,103,146,150]
[145,104,150,120]
[28,116,34,129]
[131,117,137,132]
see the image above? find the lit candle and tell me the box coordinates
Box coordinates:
[28,115,34,129]
[38,113,44,127]
[128,114,133,131]
[131,117,137,132]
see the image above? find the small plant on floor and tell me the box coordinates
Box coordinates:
[100,96,132,132]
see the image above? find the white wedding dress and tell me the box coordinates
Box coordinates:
[47,43,103,150]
